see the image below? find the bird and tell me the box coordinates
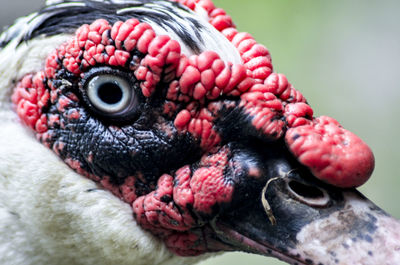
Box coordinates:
[0,1,399,265]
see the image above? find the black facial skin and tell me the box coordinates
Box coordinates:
[45,65,203,192]
[209,140,384,264]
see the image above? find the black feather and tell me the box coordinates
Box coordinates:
[0,0,204,53]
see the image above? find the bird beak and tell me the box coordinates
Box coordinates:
[212,166,400,264]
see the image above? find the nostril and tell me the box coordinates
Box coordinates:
[286,180,330,207]
[288,180,323,198]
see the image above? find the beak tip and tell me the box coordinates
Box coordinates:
[289,192,400,265]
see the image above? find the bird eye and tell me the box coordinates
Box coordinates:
[83,68,139,119]
[87,74,134,114]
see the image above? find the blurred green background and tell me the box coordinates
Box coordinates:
[1,1,399,264]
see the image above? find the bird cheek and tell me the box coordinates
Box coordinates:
[132,146,237,255]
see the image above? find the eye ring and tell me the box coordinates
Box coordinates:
[82,67,140,120]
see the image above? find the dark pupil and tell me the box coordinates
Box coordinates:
[97,82,123,105]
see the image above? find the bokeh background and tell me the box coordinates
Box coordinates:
[1,1,399,264]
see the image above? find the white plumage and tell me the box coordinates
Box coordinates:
[0,7,216,265]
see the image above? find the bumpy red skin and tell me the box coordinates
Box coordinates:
[133,147,233,255]
[12,0,375,256]
[286,116,375,188]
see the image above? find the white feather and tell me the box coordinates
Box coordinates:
[0,113,207,264]
[0,1,234,263]
[0,20,210,265]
